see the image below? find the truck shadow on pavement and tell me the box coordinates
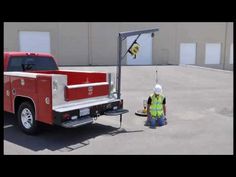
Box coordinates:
[4,113,143,152]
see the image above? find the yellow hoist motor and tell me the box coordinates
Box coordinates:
[128,42,140,58]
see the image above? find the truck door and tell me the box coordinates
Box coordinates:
[4,75,12,113]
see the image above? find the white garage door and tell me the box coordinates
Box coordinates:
[19,31,51,53]
[127,33,152,65]
[205,43,221,64]
[230,43,233,64]
[180,43,196,64]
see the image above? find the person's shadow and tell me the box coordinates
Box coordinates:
[4,113,143,152]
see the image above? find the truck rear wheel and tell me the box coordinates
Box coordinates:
[17,102,38,135]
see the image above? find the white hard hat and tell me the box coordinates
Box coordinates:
[153,84,162,94]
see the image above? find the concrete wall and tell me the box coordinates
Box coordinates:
[90,23,120,65]
[4,22,233,70]
[4,22,60,60]
[224,22,233,71]
[175,22,231,70]
[58,23,89,65]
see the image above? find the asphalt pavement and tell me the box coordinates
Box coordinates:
[4,65,233,154]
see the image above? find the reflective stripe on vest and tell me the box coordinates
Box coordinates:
[150,93,164,118]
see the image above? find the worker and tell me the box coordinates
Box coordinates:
[145,84,167,128]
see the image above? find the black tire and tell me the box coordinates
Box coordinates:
[17,102,38,135]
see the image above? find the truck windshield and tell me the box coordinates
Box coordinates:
[7,56,58,71]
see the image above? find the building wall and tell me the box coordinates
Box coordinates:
[224,22,233,71]
[175,22,227,69]
[58,23,89,65]
[90,23,120,65]
[4,22,60,59]
[4,22,233,70]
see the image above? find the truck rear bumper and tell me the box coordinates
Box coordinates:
[53,97,121,113]
[53,97,128,128]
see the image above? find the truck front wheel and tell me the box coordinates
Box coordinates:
[17,102,38,135]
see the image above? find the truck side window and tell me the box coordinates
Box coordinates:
[7,57,24,71]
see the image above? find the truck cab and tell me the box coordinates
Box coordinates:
[4,52,128,134]
[4,52,58,72]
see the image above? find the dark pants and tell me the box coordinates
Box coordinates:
[147,115,167,128]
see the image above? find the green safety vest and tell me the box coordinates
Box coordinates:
[149,93,165,118]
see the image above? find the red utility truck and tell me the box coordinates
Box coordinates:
[4,52,128,134]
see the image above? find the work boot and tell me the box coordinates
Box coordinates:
[164,117,168,125]
[144,121,150,126]
[150,125,156,129]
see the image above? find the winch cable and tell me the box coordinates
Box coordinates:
[156,65,158,84]
[121,34,141,59]
[134,65,159,116]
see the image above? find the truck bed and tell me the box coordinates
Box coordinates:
[29,70,107,85]
[29,70,111,102]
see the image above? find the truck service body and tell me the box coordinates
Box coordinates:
[4,52,128,134]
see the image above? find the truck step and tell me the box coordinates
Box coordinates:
[104,109,129,116]
[61,117,93,128]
